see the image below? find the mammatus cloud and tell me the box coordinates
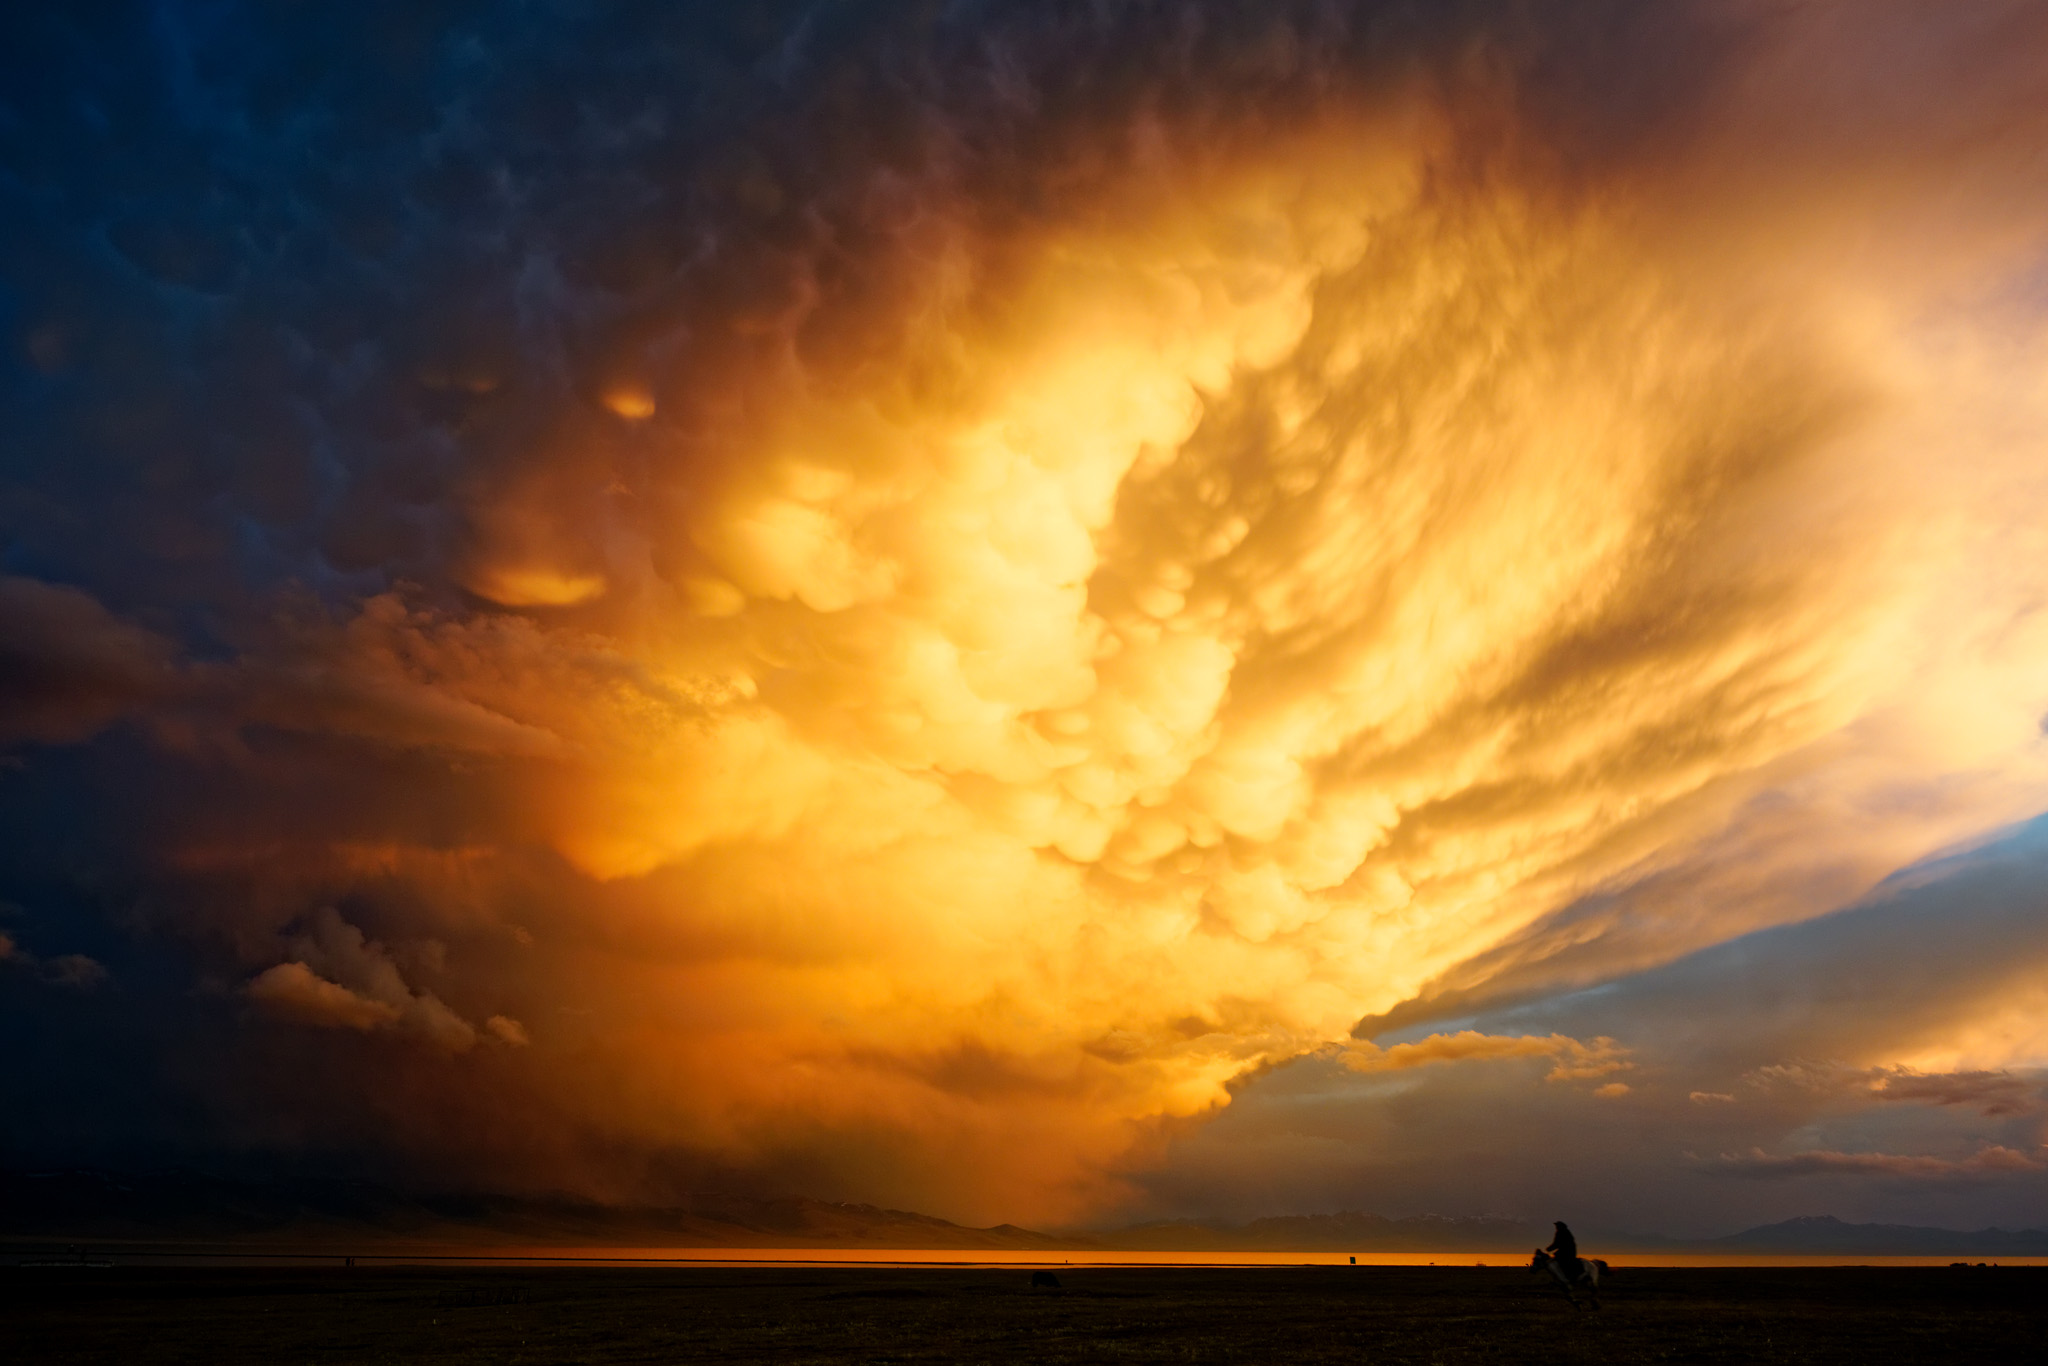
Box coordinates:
[7,1,2048,1223]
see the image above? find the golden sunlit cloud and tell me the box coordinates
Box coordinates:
[1342,1031,1630,1086]
[12,3,2045,1227]
[462,567,609,609]
[601,386,657,421]
[218,86,2048,1220]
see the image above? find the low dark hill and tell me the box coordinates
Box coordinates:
[1703,1215,2048,1257]
[12,1172,2048,1255]
[0,1170,1079,1250]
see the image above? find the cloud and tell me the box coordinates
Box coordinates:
[1870,1069,2042,1117]
[1743,1061,1855,1095]
[1343,1031,1630,1086]
[7,0,2048,1225]
[1128,814,2048,1230]
[485,1015,529,1047]
[225,596,585,761]
[1707,1147,2045,1181]
[245,909,481,1053]
[41,955,108,989]
[1744,1062,2044,1116]
[0,577,171,745]
[247,962,402,1032]
[0,932,110,989]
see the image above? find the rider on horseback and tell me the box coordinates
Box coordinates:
[1547,1221,1583,1281]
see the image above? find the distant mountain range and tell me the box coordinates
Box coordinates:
[0,1169,1071,1250]
[1096,1211,2048,1255]
[1676,1214,2048,1257]
[7,1170,2047,1255]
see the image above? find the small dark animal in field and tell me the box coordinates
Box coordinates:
[1530,1248,1607,1309]
[1029,1271,1062,1289]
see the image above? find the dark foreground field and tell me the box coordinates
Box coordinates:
[4,1264,2043,1364]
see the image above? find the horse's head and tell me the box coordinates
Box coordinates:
[1529,1250,1550,1271]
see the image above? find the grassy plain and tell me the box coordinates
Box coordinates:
[5,1263,2043,1364]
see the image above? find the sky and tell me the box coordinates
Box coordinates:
[5,0,2048,1237]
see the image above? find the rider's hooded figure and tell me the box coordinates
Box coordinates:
[1547,1221,1581,1276]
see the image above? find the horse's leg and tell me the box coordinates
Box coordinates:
[1538,1256,1585,1309]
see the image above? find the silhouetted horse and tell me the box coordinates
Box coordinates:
[1530,1248,1607,1308]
